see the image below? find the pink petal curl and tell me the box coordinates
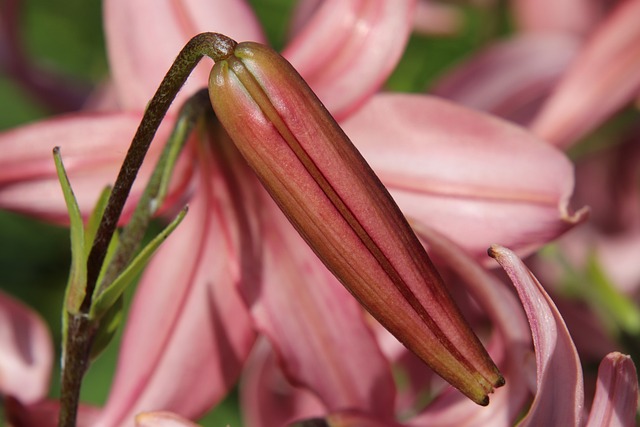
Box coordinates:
[95,144,258,427]
[0,113,191,223]
[283,0,416,121]
[104,0,266,110]
[489,245,584,427]
[530,0,640,147]
[0,291,53,405]
[243,197,396,419]
[342,94,587,262]
[585,352,639,427]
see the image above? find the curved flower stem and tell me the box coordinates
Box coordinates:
[58,34,233,427]
[83,32,237,314]
[95,88,212,296]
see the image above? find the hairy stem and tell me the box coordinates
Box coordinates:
[96,88,211,296]
[58,314,95,427]
[82,32,236,313]
[58,33,237,427]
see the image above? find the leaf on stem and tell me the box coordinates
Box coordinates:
[90,207,188,321]
[53,146,87,314]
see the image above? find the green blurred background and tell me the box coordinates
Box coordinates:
[0,0,504,425]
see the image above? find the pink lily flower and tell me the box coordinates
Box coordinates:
[427,0,640,352]
[0,1,420,424]
[256,238,638,426]
[94,2,422,425]
[0,1,587,425]
[238,224,530,426]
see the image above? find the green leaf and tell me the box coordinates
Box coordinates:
[94,228,120,299]
[89,295,124,362]
[53,147,86,314]
[85,186,112,250]
[155,115,192,209]
[586,253,640,336]
[89,207,188,321]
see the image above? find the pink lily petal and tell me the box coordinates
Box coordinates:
[0,291,53,404]
[104,0,265,110]
[489,245,584,427]
[530,0,640,147]
[244,196,396,418]
[432,34,580,126]
[0,113,191,223]
[4,398,100,427]
[83,80,122,112]
[412,0,463,36]
[283,0,416,121]
[512,0,602,36]
[342,93,587,261]
[240,339,327,427]
[135,412,201,427]
[407,227,532,426]
[585,352,639,427]
[95,144,258,427]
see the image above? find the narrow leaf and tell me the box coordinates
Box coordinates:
[53,147,86,314]
[89,296,124,361]
[90,207,188,321]
[85,186,112,250]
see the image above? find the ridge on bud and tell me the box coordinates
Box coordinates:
[208,40,504,405]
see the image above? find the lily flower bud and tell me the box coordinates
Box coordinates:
[208,39,504,405]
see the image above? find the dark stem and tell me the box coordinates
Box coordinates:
[97,88,212,292]
[81,32,236,314]
[58,33,237,427]
[58,314,96,427]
